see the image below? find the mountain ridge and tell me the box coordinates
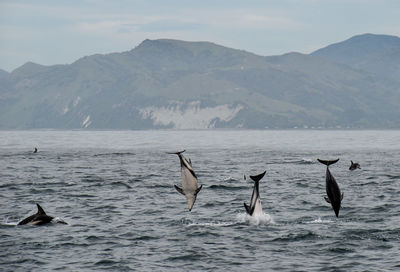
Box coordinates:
[311,33,400,80]
[1,34,399,129]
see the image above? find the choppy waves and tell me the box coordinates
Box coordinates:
[1,130,400,271]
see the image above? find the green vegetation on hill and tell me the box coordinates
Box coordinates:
[1,34,400,129]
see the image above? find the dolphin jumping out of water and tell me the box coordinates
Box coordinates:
[318,159,343,217]
[244,171,266,217]
[18,204,67,225]
[349,160,361,171]
[168,150,202,211]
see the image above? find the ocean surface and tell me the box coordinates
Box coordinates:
[1,130,400,271]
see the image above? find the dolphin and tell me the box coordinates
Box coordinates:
[168,150,202,211]
[318,159,343,217]
[18,204,67,225]
[349,160,361,171]
[244,171,266,217]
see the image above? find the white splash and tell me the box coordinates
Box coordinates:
[1,217,18,226]
[306,217,334,224]
[236,212,275,225]
[53,217,68,224]
[140,101,243,129]
[301,158,314,164]
[187,221,237,227]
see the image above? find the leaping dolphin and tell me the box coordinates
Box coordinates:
[318,159,343,217]
[244,171,266,217]
[168,150,202,211]
[18,204,67,225]
[349,160,361,171]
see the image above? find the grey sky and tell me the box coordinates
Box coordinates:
[1,0,399,72]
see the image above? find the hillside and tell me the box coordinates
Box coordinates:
[0,36,400,129]
[0,69,8,79]
[311,33,400,80]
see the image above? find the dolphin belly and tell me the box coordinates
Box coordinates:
[181,167,198,194]
[252,198,264,217]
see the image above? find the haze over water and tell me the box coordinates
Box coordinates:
[1,130,400,271]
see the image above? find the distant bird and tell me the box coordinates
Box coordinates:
[244,171,266,217]
[318,159,343,217]
[168,150,202,211]
[33,147,38,153]
[349,160,361,171]
[18,204,67,225]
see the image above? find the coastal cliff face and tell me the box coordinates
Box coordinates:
[1,34,400,129]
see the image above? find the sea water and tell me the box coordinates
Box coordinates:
[1,130,400,271]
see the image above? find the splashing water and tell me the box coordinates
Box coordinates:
[236,212,275,225]
[53,217,68,225]
[2,130,400,271]
[306,217,334,224]
[1,217,18,226]
[186,221,237,227]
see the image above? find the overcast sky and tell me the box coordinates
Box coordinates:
[1,0,399,72]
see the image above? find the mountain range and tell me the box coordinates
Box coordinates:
[1,33,399,129]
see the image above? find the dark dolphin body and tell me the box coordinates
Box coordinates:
[18,204,67,225]
[244,171,266,216]
[349,160,361,171]
[318,159,343,217]
[168,150,202,211]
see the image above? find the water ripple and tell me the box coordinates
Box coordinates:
[1,130,400,271]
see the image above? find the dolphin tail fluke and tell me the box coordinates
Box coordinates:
[36,204,46,215]
[317,158,339,166]
[324,196,331,203]
[167,150,186,155]
[174,185,185,195]
[249,171,266,182]
[195,185,203,195]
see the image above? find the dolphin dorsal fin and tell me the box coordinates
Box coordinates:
[36,204,46,215]
[249,171,266,182]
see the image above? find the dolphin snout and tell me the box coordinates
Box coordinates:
[187,195,196,211]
